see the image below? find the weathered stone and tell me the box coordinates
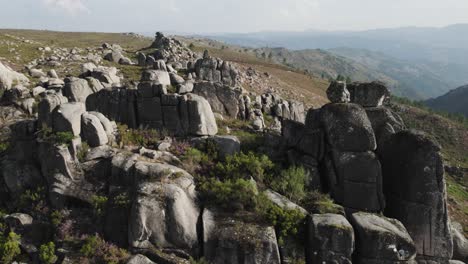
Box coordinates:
[348,81,390,107]
[119,57,133,65]
[104,51,124,63]
[126,254,156,264]
[137,53,147,67]
[186,94,218,136]
[153,60,167,71]
[128,162,199,255]
[379,130,453,261]
[141,70,170,86]
[327,151,385,212]
[308,213,354,264]
[0,61,29,91]
[327,81,350,103]
[29,68,46,78]
[52,102,86,136]
[3,213,33,228]
[63,77,93,103]
[169,72,185,85]
[349,212,417,263]
[321,103,377,152]
[365,107,405,147]
[88,111,115,139]
[203,210,281,264]
[451,222,468,263]
[86,88,138,128]
[90,66,121,86]
[81,112,109,147]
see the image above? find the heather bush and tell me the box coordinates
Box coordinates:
[80,234,129,264]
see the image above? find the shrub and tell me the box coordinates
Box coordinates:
[0,232,21,263]
[181,147,212,174]
[198,178,258,211]
[113,192,131,208]
[256,193,306,245]
[38,125,75,146]
[269,166,307,202]
[214,152,274,182]
[18,187,47,211]
[116,124,161,148]
[39,242,58,264]
[50,210,64,227]
[189,257,209,264]
[77,142,90,163]
[91,195,108,217]
[169,140,191,157]
[0,141,10,154]
[80,234,129,264]
[303,191,344,215]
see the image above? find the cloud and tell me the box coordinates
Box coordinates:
[42,0,89,14]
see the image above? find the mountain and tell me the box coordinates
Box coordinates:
[425,84,468,117]
[206,25,468,99]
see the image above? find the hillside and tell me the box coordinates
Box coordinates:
[425,84,468,117]
[0,29,466,264]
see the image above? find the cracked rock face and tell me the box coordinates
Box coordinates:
[327,81,350,103]
[128,162,199,255]
[379,130,453,261]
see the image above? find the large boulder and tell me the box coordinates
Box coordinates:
[379,130,453,261]
[348,81,390,107]
[203,210,281,264]
[326,151,385,212]
[186,94,218,136]
[38,143,96,208]
[81,112,109,147]
[52,102,86,136]
[141,70,170,87]
[349,212,417,263]
[90,66,121,86]
[190,135,240,159]
[320,103,377,152]
[327,81,350,103]
[128,162,199,255]
[192,81,242,118]
[63,77,93,103]
[0,61,29,91]
[308,213,354,264]
[37,92,69,128]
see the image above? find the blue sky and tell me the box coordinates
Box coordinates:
[1,0,468,33]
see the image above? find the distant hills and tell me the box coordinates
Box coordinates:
[425,85,468,117]
[206,24,468,100]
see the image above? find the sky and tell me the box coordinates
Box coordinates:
[1,0,468,33]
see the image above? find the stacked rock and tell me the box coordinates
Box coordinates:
[321,81,385,212]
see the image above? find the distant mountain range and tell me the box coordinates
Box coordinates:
[205,24,468,100]
[425,85,468,117]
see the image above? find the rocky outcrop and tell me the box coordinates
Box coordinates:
[202,210,281,264]
[128,162,199,255]
[193,51,239,86]
[379,130,453,262]
[193,81,242,118]
[451,222,468,263]
[349,212,417,264]
[308,213,354,264]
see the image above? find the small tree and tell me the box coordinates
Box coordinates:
[0,232,21,263]
[39,242,58,264]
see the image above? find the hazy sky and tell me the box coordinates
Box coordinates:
[1,0,468,33]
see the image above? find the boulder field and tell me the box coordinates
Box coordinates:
[0,33,465,264]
